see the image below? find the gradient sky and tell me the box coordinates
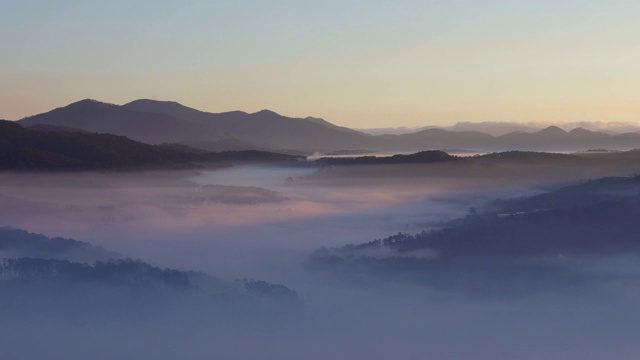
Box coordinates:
[2,0,639,127]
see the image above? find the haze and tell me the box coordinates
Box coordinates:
[3,164,640,359]
[4,1,640,359]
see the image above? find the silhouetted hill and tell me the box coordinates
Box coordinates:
[315,150,460,166]
[0,226,118,262]
[0,256,299,320]
[490,126,640,151]
[375,129,493,151]
[309,175,640,295]
[568,127,601,138]
[490,175,640,213]
[0,120,301,171]
[27,124,90,133]
[473,150,588,164]
[314,175,640,260]
[359,122,540,136]
[0,120,200,170]
[0,228,300,321]
[18,99,640,152]
[379,126,640,152]
[536,125,566,136]
[447,121,540,136]
[123,99,372,151]
[19,99,230,144]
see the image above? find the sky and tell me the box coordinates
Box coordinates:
[1,0,639,128]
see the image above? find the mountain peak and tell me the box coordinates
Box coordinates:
[568,127,593,134]
[66,98,113,108]
[253,109,280,116]
[125,98,182,106]
[123,99,192,112]
[568,127,607,138]
[536,126,567,136]
[76,98,102,104]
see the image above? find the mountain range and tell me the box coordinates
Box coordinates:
[359,121,640,136]
[18,99,372,153]
[16,99,640,153]
[359,122,540,136]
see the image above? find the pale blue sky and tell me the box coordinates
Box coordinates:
[2,0,639,127]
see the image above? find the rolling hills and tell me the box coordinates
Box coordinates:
[16,98,640,153]
[20,99,374,152]
[0,120,300,171]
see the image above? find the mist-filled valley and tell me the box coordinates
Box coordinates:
[3,155,640,359]
[5,1,640,357]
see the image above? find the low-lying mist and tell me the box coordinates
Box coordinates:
[2,163,640,359]
[0,167,484,277]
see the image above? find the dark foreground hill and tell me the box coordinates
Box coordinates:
[305,150,640,188]
[0,120,301,171]
[309,175,640,296]
[314,150,460,166]
[0,226,117,262]
[315,175,640,260]
[0,227,300,323]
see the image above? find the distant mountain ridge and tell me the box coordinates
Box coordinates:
[16,99,640,153]
[360,121,640,136]
[20,99,373,152]
[122,99,371,151]
[19,99,231,145]
[360,122,540,136]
